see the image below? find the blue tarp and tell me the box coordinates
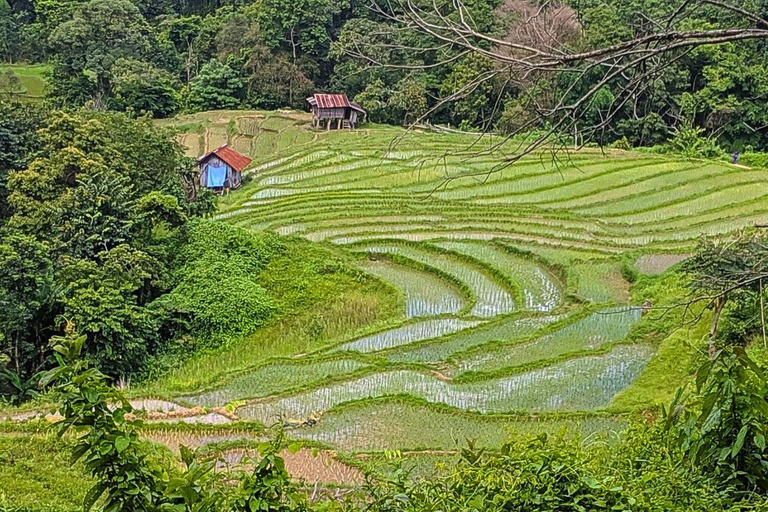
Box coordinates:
[206,164,228,188]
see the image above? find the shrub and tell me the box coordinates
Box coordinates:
[738,153,768,169]
[168,220,285,347]
[663,124,724,159]
[176,220,284,274]
[170,262,275,340]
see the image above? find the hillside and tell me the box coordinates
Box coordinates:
[5,110,765,502]
[101,110,764,482]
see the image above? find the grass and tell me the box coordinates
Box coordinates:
[387,314,561,364]
[138,238,402,394]
[356,258,466,317]
[359,243,515,317]
[454,307,642,375]
[0,63,50,100]
[571,261,630,303]
[184,358,372,407]
[434,241,563,312]
[9,112,746,505]
[610,313,708,411]
[0,433,93,512]
[333,318,482,354]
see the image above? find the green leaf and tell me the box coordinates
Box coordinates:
[71,442,90,463]
[734,347,765,379]
[257,441,271,456]
[751,395,768,418]
[83,483,107,512]
[180,445,194,466]
[581,475,600,489]
[115,436,130,453]
[698,392,719,428]
[732,425,749,457]
[696,360,712,392]
[287,442,302,454]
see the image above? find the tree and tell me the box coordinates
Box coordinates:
[0,100,45,222]
[2,110,203,383]
[255,0,349,60]
[110,58,180,117]
[246,47,313,109]
[0,1,22,64]
[359,0,768,163]
[355,79,392,123]
[187,58,244,110]
[56,246,165,376]
[0,235,52,377]
[682,231,768,356]
[665,346,768,492]
[440,53,498,128]
[389,74,428,126]
[48,0,154,106]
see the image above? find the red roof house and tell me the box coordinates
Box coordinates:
[307,93,366,130]
[198,144,252,191]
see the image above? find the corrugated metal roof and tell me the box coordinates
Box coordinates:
[199,144,252,172]
[307,94,367,114]
[310,93,351,109]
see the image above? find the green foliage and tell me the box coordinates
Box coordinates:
[187,59,244,111]
[0,235,53,378]
[110,59,180,117]
[0,100,45,220]
[439,54,496,128]
[665,346,768,492]
[663,124,724,159]
[167,221,284,346]
[40,333,308,512]
[56,246,166,376]
[47,0,155,106]
[364,424,730,511]
[0,108,216,386]
[254,0,349,58]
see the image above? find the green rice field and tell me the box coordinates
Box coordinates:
[0,64,50,100]
[74,112,768,482]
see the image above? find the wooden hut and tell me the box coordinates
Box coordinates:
[198,144,252,192]
[307,93,366,130]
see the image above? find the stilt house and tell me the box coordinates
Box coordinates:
[199,144,252,191]
[307,93,366,130]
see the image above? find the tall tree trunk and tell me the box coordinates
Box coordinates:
[289,26,298,107]
[186,43,194,84]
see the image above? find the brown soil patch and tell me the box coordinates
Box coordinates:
[216,448,364,485]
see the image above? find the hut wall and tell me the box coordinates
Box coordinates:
[227,170,242,189]
[199,164,208,187]
[318,107,346,119]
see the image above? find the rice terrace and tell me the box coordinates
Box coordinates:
[68,108,764,485]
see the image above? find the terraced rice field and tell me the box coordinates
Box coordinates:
[129,114,768,481]
[0,64,50,101]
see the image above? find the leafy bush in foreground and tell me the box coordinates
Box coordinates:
[41,333,309,512]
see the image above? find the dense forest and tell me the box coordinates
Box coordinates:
[2,0,768,149]
[6,0,768,511]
